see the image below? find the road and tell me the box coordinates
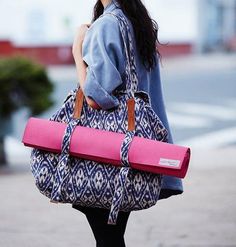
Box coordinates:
[160,53,236,148]
[12,52,236,149]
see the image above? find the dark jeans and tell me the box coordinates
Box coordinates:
[72,205,130,247]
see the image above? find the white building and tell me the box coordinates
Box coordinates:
[197,0,236,52]
[0,0,235,52]
[0,0,197,45]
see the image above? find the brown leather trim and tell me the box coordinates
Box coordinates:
[127,97,135,131]
[73,88,84,119]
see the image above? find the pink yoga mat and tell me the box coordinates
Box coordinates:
[22,117,191,178]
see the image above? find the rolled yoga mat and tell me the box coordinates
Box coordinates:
[22,117,191,178]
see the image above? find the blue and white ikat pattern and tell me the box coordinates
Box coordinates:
[30,12,169,224]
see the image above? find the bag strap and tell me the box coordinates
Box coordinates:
[72,12,138,224]
[73,88,135,131]
[73,12,138,130]
[102,12,139,96]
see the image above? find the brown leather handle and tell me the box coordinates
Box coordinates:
[127,98,135,131]
[73,89,84,119]
[73,88,135,131]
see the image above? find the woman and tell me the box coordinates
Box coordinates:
[72,0,183,246]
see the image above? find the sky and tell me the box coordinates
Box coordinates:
[0,0,198,45]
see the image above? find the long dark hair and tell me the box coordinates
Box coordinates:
[92,0,164,71]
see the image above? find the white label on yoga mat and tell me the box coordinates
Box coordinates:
[159,158,180,167]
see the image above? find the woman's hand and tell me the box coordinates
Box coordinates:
[72,24,90,57]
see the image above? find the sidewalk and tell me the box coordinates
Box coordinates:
[0,147,236,247]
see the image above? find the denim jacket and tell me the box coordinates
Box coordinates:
[80,0,183,199]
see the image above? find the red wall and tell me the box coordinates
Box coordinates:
[159,43,193,57]
[0,40,192,66]
[0,40,74,65]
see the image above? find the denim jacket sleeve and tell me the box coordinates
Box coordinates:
[81,15,126,110]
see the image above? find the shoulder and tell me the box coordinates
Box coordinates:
[83,13,124,47]
[89,14,120,34]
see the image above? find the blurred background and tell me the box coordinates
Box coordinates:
[0,0,236,246]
